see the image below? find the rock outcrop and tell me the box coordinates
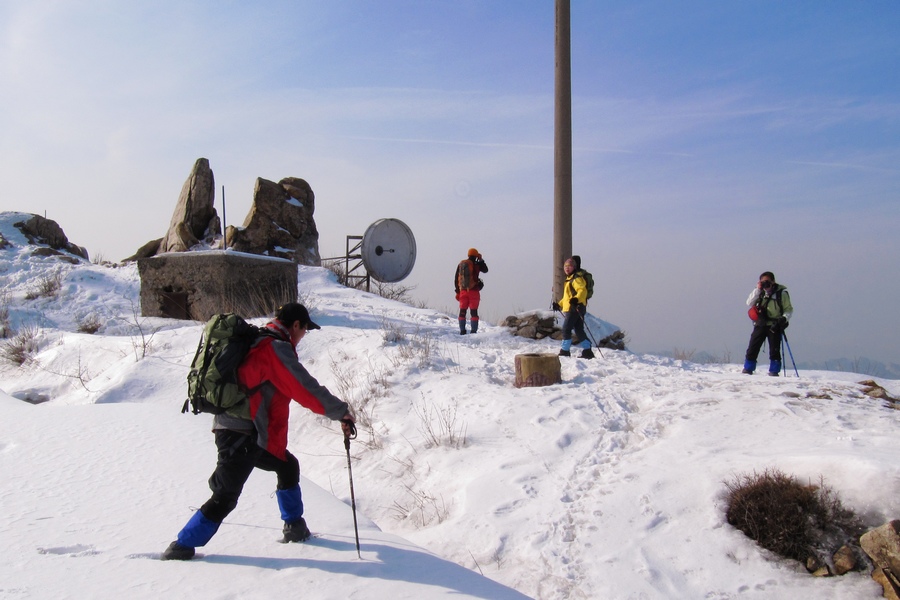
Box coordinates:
[12,214,89,262]
[862,521,900,599]
[159,157,220,254]
[128,160,320,265]
[226,177,320,264]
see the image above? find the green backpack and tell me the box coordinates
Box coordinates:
[182,313,268,418]
[580,269,594,300]
[567,269,595,300]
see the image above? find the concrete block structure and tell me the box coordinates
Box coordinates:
[137,251,297,321]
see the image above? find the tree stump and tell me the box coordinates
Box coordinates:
[514,353,561,388]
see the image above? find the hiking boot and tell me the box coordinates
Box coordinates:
[558,349,571,357]
[742,368,753,374]
[767,371,780,377]
[281,518,311,543]
[580,349,594,359]
[161,541,195,561]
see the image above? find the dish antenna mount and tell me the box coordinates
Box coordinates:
[332,218,417,291]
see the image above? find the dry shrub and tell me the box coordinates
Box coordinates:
[77,314,103,334]
[724,469,865,567]
[0,324,41,365]
[25,272,63,300]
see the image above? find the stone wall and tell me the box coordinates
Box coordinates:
[137,252,297,321]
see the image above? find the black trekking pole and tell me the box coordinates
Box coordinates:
[552,303,604,358]
[781,338,787,377]
[577,308,604,358]
[342,419,361,559]
[782,332,800,377]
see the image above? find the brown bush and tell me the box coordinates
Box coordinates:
[724,469,865,567]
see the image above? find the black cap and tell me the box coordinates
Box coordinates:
[276,303,321,330]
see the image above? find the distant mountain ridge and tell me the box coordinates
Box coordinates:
[652,349,900,380]
[794,357,900,380]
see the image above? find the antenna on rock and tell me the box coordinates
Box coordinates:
[221,185,227,250]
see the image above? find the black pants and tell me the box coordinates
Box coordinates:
[200,429,300,523]
[562,305,586,342]
[745,324,783,362]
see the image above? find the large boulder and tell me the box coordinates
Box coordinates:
[861,520,900,598]
[159,157,220,254]
[13,214,89,261]
[226,177,320,265]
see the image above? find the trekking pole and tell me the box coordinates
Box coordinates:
[342,419,361,559]
[553,304,604,358]
[577,309,604,358]
[779,335,786,377]
[782,332,800,377]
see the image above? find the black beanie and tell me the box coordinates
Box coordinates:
[571,255,582,270]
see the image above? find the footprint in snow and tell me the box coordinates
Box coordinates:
[37,544,99,557]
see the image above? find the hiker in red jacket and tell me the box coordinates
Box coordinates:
[163,303,355,561]
[454,248,488,334]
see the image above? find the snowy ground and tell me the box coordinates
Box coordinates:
[2,211,899,599]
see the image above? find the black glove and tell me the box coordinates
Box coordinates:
[551,301,561,312]
[569,298,579,308]
[341,418,357,440]
[770,317,788,333]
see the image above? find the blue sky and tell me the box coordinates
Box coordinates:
[1,1,898,364]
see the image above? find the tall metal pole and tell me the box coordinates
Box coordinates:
[553,0,573,301]
[221,185,227,250]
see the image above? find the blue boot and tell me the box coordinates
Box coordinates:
[768,360,781,376]
[742,360,756,374]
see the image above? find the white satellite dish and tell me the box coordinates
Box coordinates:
[360,218,417,283]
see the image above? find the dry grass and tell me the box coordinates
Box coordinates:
[25,272,63,300]
[0,324,41,365]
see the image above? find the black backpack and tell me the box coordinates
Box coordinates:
[182,313,269,418]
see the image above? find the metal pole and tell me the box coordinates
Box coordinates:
[553,0,573,301]
[343,426,361,559]
[783,332,800,377]
[578,310,604,358]
[221,185,227,249]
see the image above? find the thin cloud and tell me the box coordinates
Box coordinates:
[786,160,900,174]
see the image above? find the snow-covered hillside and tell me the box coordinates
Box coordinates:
[2,211,899,599]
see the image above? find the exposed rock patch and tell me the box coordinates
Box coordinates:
[12,214,88,261]
[859,380,900,409]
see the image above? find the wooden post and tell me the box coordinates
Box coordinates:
[515,353,562,388]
